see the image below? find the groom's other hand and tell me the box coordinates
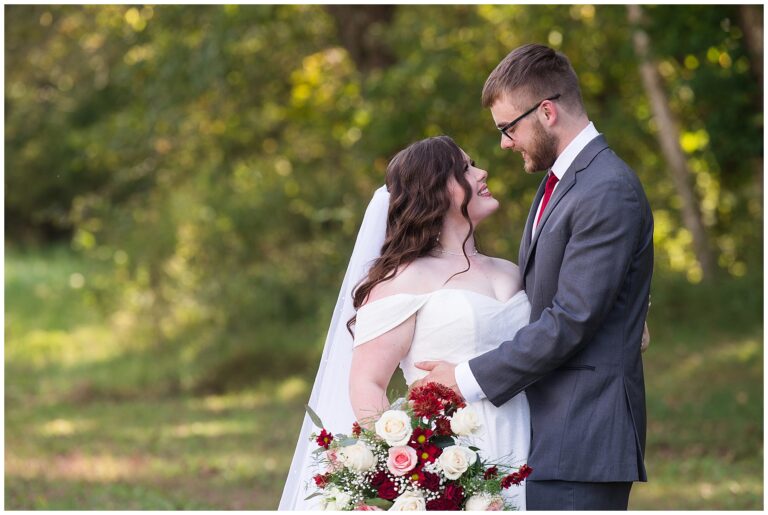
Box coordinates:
[412,361,463,400]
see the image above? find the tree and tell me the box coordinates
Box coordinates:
[627,4,716,280]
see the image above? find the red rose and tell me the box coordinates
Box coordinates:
[377,479,398,501]
[313,473,331,488]
[315,429,334,449]
[484,466,499,479]
[352,421,362,437]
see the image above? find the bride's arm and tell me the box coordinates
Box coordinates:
[349,314,416,429]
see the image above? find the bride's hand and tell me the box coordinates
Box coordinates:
[641,321,650,353]
[411,360,463,400]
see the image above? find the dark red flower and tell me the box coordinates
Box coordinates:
[316,429,334,449]
[500,473,518,489]
[377,479,398,501]
[408,382,466,418]
[410,427,433,447]
[313,473,331,488]
[416,443,442,464]
[500,464,533,489]
[407,465,426,484]
[434,416,453,436]
[443,482,465,503]
[518,464,533,480]
[484,466,499,479]
[370,470,388,487]
[419,471,441,491]
[426,496,461,510]
[352,421,362,437]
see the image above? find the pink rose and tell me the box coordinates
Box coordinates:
[386,445,418,476]
[355,505,384,511]
[487,498,505,510]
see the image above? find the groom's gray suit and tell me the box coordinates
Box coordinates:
[468,135,653,508]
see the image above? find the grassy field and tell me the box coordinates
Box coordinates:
[4,246,763,509]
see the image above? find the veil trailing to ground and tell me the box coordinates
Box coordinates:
[278,186,389,510]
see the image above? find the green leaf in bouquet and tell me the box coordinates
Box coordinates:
[469,446,480,452]
[338,437,359,447]
[304,491,323,501]
[305,404,325,429]
[364,497,394,510]
[312,447,326,455]
[430,435,456,448]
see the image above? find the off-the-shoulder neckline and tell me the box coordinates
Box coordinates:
[358,288,527,310]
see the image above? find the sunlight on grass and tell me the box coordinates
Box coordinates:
[5,247,762,509]
[8,325,121,368]
[276,376,309,402]
[168,420,254,438]
[6,452,154,482]
[38,418,95,437]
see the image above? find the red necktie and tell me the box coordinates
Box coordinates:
[535,171,559,228]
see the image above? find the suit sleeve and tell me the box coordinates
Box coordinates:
[468,176,644,407]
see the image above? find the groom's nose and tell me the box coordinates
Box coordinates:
[500,135,515,150]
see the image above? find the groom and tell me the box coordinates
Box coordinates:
[415,44,653,510]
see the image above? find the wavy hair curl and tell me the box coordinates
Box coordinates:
[347,136,475,335]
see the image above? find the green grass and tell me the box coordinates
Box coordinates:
[4,246,763,509]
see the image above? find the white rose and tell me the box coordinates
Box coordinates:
[338,441,376,472]
[465,492,505,511]
[449,406,482,436]
[437,445,477,480]
[374,410,413,446]
[389,489,426,511]
[319,486,352,511]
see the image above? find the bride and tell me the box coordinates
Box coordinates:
[279,135,532,510]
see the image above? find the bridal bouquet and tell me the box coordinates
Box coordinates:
[306,382,532,510]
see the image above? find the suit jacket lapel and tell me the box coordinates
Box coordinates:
[522,135,611,276]
[519,175,548,269]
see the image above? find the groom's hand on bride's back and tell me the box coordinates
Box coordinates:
[411,361,464,400]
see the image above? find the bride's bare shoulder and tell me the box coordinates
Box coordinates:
[364,259,439,304]
[484,255,523,292]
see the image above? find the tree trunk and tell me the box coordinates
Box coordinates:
[738,5,763,92]
[325,6,396,72]
[627,4,716,281]
[736,4,764,198]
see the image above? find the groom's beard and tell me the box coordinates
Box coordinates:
[523,119,559,173]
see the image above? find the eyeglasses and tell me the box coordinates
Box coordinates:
[497,94,561,141]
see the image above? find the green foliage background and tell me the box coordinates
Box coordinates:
[4,4,763,509]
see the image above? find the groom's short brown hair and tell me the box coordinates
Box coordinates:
[482,44,585,114]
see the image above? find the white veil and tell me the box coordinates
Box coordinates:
[278,185,389,510]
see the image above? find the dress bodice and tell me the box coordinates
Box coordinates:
[354,288,531,385]
[353,287,532,510]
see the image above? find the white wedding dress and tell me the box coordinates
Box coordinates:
[354,287,532,510]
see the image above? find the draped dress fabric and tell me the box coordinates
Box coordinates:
[354,288,532,510]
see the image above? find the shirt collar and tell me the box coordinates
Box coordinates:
[550,121,600,180]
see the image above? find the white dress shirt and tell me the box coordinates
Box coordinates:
[454,122,601,403]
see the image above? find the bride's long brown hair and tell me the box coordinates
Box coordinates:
[347,135,475,334]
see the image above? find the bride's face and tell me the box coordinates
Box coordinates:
[447,151,499,224]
